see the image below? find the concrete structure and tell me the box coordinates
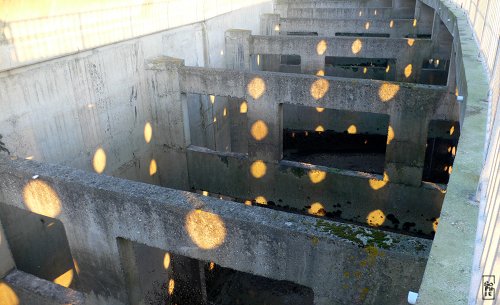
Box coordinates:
[0,0,497,305]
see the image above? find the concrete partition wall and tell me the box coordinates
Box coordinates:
[284,7,415,19]
[164,57,457,233]
[0,157,433,305]
[279,17,432,38]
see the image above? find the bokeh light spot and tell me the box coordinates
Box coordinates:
[310,78,329,100]
[23,180,61,218]
[251,120,269,141]
[250,160,267,179]
[308,170,326,183]
[93,148,106,174]
[144,122,152,143]
[247,77,266,100]
[308,202,326,216]
[316,40,327,55]
[366,209,386,227]
[378,83,400,102]
[185,210,226,249]
[351,39,362,54]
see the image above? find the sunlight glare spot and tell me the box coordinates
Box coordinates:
[369,172,389,190]
[308,202,326,216]
[185,210,226,249]
[251,120,269,141]
[149,159,157,176]
[316,107,325,112]
[387,126,394,144]
[365,22,370,30]
[0,283,19,305]
[250,160,267,179]
[23,180,61,218]
[240,101,248,113]
[247,77,266,100]
[92,148,106,174]
[351,39,362,54]
[168,279,175,295]
[366,210,386,227]
[163,253,171,270]
[316,70,325,76]
[316,40,327,55]
[144,122,153,144]
[407,38,415,46]
[310,78,329,100]
[308,170,326,183]
[53,269,73,288]
[378,83,400,102]
[404,64,413,78]
[315,125,325,132]
[390,20,394,28]
[347,125,357,134]
[255,196,267,205]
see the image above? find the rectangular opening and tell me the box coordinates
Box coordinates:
[187,94,248,154]
[419,59,450,85]
[324,56,396,81]
[117,239,314,305]
[285,31,318,36]
[423,120,460,184]
[257,54,302,73]
[0,203,77,289]
[335,32,390,38]
[282,104,390,174]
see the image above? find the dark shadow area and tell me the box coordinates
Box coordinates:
[325,56,396,81]
[419,58,450,85]
[117,239,314,305]
[0,203,77,288]
[335,33,390,38]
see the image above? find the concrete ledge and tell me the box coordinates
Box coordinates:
[3,269,86,305]
[0,156,432,305]
[413,1,490,304]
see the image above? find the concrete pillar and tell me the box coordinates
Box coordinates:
[260,14,281,36]
[116,238,145,305]
[384,108,429,187]
[0,218,15,278]
[225,30,251,154]
[224,29,252,71]
[246,77,282,200]
[260,14,281,72]
[146,56,190,190]
[431,11,441,53]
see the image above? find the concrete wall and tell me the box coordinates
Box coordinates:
[0,0,271,72]
[0,2,272,186]
[0,156,433,305]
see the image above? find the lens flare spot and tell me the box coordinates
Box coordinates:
[144,122,153,143]
[378,83,400,102]
[185,210,226,249]
[0,282,19,305]
[308,170,326,183]
[92,148,106,174]
[387,126,394,144]
[163,253,171,269]
[315,125,325,133]
[404,64,413,78]
[247,77,266,100]
[23,180,62,218]
[351,39,363,54]
[255,196,267,205]
[310,78,329,100]
[168,279,175,295]
[433,218,440,232]
[308,202,326,216]
[407,38,415,46]
[449,125,455,135]
[390,20,394,28]
[240,101,248,113]
[251,120,269,141]
[250,160,267,179]
[316,70,325,76]
[316,40,327,55]
[366,209,386,227]
[369,172,389,190]
[347,125,357,134]
[149,159,157,176]
[316,107,325,112]
[53,269,73,288]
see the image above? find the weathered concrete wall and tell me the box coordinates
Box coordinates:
[279,17,432,38]
[0,0,272,71]
[0,2,272,186]
[0,157,432,305]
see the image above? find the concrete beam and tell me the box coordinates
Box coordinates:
[178,66,454,120]
[279,17,431,38]
[251,35,435,80]
[187,146,446,234]
[274,0,394,15]
[283,7,415,19]
[0,157,432,305]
